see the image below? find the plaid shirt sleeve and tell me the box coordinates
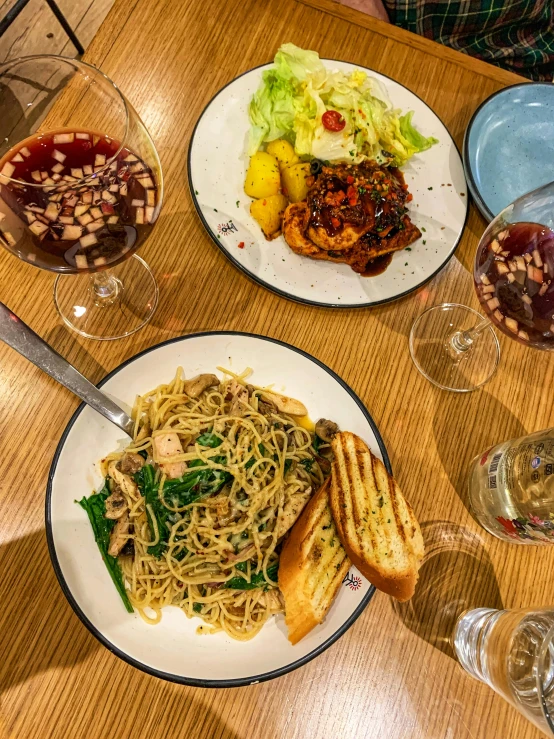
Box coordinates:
[383,0,554,80]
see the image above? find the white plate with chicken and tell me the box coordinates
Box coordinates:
[188,44,468,307]
[46,332,389,686]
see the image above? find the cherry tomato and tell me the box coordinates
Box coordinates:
[322,110,345,132]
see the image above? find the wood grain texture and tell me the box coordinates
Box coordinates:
[0,1,549,737]
[0,0,114,62]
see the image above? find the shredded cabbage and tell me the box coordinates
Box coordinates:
[248,43,437,166]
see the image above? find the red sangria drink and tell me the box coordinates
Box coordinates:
[0,128,160,273]
[475,223,554,349]
[0,55,163,339]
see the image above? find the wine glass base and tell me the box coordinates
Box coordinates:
[409,303,500,392]
[53,254,158,340]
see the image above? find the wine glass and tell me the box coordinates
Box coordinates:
[409,181,554,391]
[0,55,162,340]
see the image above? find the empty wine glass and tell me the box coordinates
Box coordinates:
[409,181,554,391]
[0,55,163,340]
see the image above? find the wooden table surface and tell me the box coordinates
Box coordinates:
[0,1,550,737]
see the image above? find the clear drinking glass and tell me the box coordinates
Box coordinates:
[0,55,163,340]
[454,607,554,736]
[409,181,554,391]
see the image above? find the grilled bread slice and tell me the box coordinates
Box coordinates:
[329,432,424,602]
[279,477,350,645]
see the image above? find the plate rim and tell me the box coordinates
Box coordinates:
[463,81,554,223]
[45,330,390,688]
[187,58,469,309]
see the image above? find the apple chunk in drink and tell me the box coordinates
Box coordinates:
[0,129,159,272]
[475,222,554,349]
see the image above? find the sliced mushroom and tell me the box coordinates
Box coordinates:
[257,397,277,416]
[183,373,219,398]
[315,455,331,474]
[108,511,131,556]
[276,489,312,538]
[104,485,127,519]
[119,451,145,476]
[260,391,307,417]
[152,431,186,479]
[108,461,139,498]
[315,418,339,443]
[120,538,135,557]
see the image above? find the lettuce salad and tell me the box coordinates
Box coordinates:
[248,43,437,167]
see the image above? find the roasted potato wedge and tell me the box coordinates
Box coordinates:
[266,139,299,170]
[282,162,311,203]
[250,194,288,239]
[244,152,281,199]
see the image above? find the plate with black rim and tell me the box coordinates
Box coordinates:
[46,331,387,687]
[188,60,468,308]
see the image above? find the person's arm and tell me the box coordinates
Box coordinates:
[332,0,389,22]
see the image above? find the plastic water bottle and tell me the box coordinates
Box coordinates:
[468,428,554,544]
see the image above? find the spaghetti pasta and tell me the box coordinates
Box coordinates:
[89,368,331,640]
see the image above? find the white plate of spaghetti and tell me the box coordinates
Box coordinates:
[46,332,389,686]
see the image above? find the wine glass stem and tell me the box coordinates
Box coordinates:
[90,269,121,306]
[449,316,492,354]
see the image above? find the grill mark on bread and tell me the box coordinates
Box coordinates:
[375,455,397,568]
[351,447,365,532]
[369,451,384,566]
[319,552,349,604]
[330,432,424,602]
[279,477,352,643]
[345,443,360,542]
[390,478,406,546]
[303,506,326,548]
[401,497,418,560]
[334,441,350,537]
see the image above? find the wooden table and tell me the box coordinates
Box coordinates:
[0,1,550,737]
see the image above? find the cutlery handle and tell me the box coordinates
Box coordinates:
[0,302,134,437]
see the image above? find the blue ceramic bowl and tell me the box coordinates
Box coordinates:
[464,83,554,222]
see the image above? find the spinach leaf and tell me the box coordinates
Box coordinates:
[77,483,133,613]
[272,453,292,474]
[196,432,223,448]
[137,449,148,460]
[224,562,279,590]
[313,434,324,453]
[300,458,314,472]
[135,460,233,556]
[162,456,232,507]
[172,546,188,562]
[134,465,170,558]
[193,602,203,613]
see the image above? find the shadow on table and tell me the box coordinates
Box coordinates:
[0,529,98,694]
[371,284,432,339]
[432,388,527,515]
[0,533,242,739]
[392,521,503,661]
[44,325,109,384]
[135,210,264,335]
